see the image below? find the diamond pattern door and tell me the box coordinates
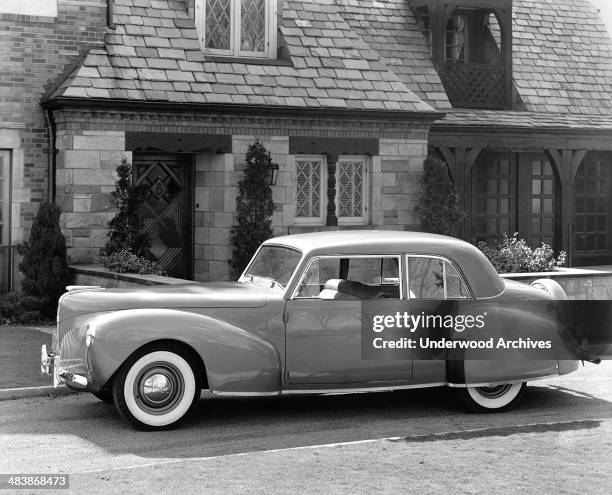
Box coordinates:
[134,154,193,279]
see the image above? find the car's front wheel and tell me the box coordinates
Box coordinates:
[112,344,201,430]
[457,382,526,413]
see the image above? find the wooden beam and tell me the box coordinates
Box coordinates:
[465,147,482,173]
[437,146,457,179]
[571,149,588,183]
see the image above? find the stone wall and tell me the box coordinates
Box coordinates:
[51,108,431,282]
[55,129,429,281]
[55,129,125,263]
[502,269,612,300]
[191,134,428,282]
[377,138,428,230]
[70,264,192,288]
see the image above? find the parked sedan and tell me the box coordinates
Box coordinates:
[41,231,596,430]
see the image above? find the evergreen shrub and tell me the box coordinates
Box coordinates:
[230,141,275,278]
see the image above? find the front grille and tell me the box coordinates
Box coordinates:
[56,324,90,378]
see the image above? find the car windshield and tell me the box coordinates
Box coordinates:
[241,245,302,288]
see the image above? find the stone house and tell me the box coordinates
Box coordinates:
[0,0,611,287]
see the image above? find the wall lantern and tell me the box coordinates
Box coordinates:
[267,162,280,186]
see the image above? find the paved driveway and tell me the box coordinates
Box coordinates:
[0,362,611,494]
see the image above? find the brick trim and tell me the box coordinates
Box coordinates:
[52,109,432,140]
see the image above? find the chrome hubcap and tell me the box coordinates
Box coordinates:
[134,363,185,414]
[476,384,512,399]
[142,373,174,404]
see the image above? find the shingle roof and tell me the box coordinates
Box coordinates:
[513,0,612,115]
[45,0,436,114]
[45,0,612,127]
[334,0,451,110]
[437,109,612,131]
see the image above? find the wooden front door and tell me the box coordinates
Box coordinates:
[133,153,193,279]
[573,152,612,266]
[471,152,516,244]
[517,154,559,249]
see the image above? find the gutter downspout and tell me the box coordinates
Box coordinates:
[44,109,57,202]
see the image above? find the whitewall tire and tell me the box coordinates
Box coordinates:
[458,383,526,413]
[112,345,201,430]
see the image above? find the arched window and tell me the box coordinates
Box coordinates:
[195,0,277,58]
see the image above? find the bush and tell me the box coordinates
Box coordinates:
[477,233,567,273]
[0,292,46,325]
[230,141,275,278]
[17,203,71,317]
[416,154,465,237]
[101,249,164,275]
[104,158,150,258]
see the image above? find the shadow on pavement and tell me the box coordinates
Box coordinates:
[10,383,611,460]
[390,419,602,442]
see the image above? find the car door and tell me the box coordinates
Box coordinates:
[284,254,413,386]
[406,255,471,375]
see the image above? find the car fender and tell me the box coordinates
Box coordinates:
[87,308,281,394]
[446,298,564,385]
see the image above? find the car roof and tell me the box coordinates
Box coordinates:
[267,230,464,254]
[263,230,505,298]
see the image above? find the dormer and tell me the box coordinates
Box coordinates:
[195,0,278,59]
[412,0,513,110]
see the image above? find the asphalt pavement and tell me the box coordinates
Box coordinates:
[0,361,610,494]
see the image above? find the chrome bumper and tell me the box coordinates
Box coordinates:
[40,344,55,376]
[41,345,89,390]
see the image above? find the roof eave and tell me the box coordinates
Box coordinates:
[432,122,612,135]
[41,96,445,123]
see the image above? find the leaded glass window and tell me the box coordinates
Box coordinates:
[295,158,323,222]
[241,0,265,52]
[293,155,368,226]
[205,0,231,50]
[337,158,365,220]
[196,0,276,57]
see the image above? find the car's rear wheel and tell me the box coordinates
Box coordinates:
[112,344,201,430]
[457,382,526,413]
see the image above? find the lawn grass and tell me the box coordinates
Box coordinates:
[0,327,52,388]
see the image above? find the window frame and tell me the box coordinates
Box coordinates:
[196,0,277,58]
[292,154,370,227]
[336,155,369,226]
[405,254,473,300]
[291,254,404,300]
[294,155,327,226]
[445,14,468,63]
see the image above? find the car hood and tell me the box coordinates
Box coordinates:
[57,282,272,322]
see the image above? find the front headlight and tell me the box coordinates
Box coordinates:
[85,323,96,347]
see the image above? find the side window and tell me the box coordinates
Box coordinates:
[407,256,470,299]
[445,262,470,298]
[294,256,401,299]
